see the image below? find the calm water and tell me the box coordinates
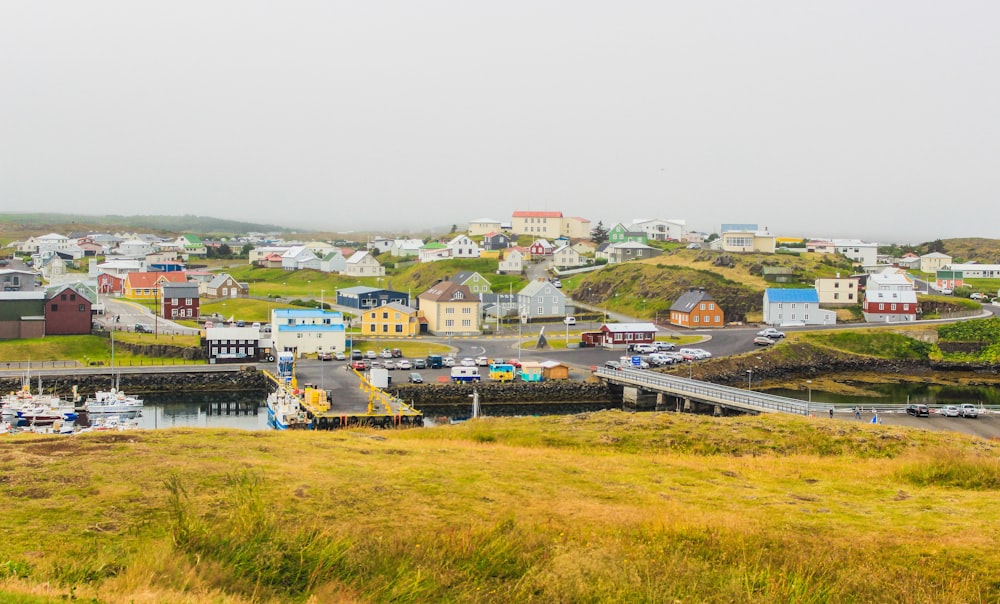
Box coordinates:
[80,391,269,431]
[767,382,1000,408]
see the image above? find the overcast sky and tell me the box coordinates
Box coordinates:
[2,1,998,242]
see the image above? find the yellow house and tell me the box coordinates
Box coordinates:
[361,303,420,338]
[122,272,188,300]
[418,281,480,336]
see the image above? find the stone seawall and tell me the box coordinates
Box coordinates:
[388,381,615,405]
[0,368,269,396]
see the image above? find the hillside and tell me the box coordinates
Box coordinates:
[0,212,289,240]
[939,237,1000,264]
[1,415,998,603]
[570,249,854,322]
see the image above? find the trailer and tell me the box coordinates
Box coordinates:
[450,366,481,382]
[488,363,515,382]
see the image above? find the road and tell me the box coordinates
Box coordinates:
[97,298,200,336]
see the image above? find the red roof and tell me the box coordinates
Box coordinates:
[124,272,188,289]
[513,211,563,218]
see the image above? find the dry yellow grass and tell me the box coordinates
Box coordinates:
[2,412,999,603]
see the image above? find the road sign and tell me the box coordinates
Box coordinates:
[631,356,641,366]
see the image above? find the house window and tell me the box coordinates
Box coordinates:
[382,324,388,333]
[462,319,471,327]
[382,312,389,319]
[462,307,471,314]
[699,303,705,310]
[445,307,455,314]
[51,304,58,311]
[694,316,700,323]
[708,303,714,310]
[79,304,85,312]
[445,319,454,327]
[891,304,896,310]
[368,324,375,332]
[395,324,403,333]
[715,315,721,322]
[879,303,884,310]
[834,293,840,300]
[185,298,192,305]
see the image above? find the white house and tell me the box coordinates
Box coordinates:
[281,246,319,271]
[814,274,860,305]
[552,244,584,269]
[446,234,481,259]
[343,251,385,277]
[270,309,346,356]
[833,239,878,267]
[117,239,156,258]
[390,238,425,257]
[367,238,394,254]
[632,218,685,241]
[498,249,524,274]
[919,252,952,273]
[762,288,836,326]
[418,243,452,263]
[863,270,918,323]
[320,251,347,273]
[249,246,292,264]
[468,218,503,237]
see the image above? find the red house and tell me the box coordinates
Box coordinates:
[581,323,658,350]
[161,282,200,321]
[529,239,555,256]
[97,273,123,294]
[44,284,93,335]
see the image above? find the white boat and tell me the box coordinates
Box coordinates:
[2,383,78,426]
[266,386,310,430]
[85,388,144,414]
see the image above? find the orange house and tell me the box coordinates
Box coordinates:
[122,272,188,300]
[669,289,725,328]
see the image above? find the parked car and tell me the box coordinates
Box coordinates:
[753,336,775,346]
[620,357,649,369]
[351,350,363,360]
[408,372,423,384]
[563,316,576,325]
[604,360,623,370]
[380,349,393,359]
[383,360,396,370]
[134,323,152,333]
[654,341,676,351]
[634,343,658,354]
[970,293,987,301]
[552,280,562,288]
[442,357,456,367]
[460,358,476,367]
[905,403,929,417]
[317,352,332,361]
[397,359,411,370]
[647,353,676,366]
[960,404,979,418]
[391,348,403,358]
[365,350,377,359]
[333,352,346,361]
[412,358,427,369]
[941,405,961,417]
[350,360,367,371]
[475,356,490,366]
[678,348,710,360]
[757,328,786,339]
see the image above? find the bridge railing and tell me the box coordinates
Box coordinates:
[596,367,809,415]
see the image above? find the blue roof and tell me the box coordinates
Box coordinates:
[273,309,343,319]
[765,288,819,303]
[276,324,345,333]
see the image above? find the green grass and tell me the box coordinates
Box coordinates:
[2,414,999,603]
[801,330,934,359]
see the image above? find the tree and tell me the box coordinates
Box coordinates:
[217,243,232,258]
[450,224,458,234]
[926,239,946,254]
[240,243,253,258]
[590,221,609,244]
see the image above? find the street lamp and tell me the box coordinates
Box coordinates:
[806,380,812,416]
[746,369,752,391]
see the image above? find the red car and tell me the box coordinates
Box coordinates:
[349,360,367,371]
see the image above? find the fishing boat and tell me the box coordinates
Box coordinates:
[2,382,79,426]
[84,388,144,414]
[85,328,144,414]
[266,385,310,430]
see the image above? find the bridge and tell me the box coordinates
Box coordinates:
[595,367,827,416]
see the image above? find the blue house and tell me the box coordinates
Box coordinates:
[762,288,836,327]
[336,286,410,310]
[270,308,346,356]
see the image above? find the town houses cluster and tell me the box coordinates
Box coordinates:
[2,211,987,350]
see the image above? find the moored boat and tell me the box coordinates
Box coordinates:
[85,388,144,414]
[266,386,311,430]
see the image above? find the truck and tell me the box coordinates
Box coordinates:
[450,366,481,382]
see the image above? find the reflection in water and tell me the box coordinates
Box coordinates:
[767,382,1000,408]
[129,391,268,431]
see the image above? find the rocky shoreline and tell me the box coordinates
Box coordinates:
[0,367,269,396]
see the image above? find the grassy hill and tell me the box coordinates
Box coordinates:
[566,248,855,322]
[1,414,998,603]
[938,237,1000,264]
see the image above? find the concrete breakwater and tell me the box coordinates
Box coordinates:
[0,367,269,396]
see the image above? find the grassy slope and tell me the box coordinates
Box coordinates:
[0,334,200,364]
[1,414,999,603]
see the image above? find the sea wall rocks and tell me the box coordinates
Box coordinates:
[388,381,614,405]
[0,367,268,396]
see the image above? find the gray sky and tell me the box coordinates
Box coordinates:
[2,1,998,242]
